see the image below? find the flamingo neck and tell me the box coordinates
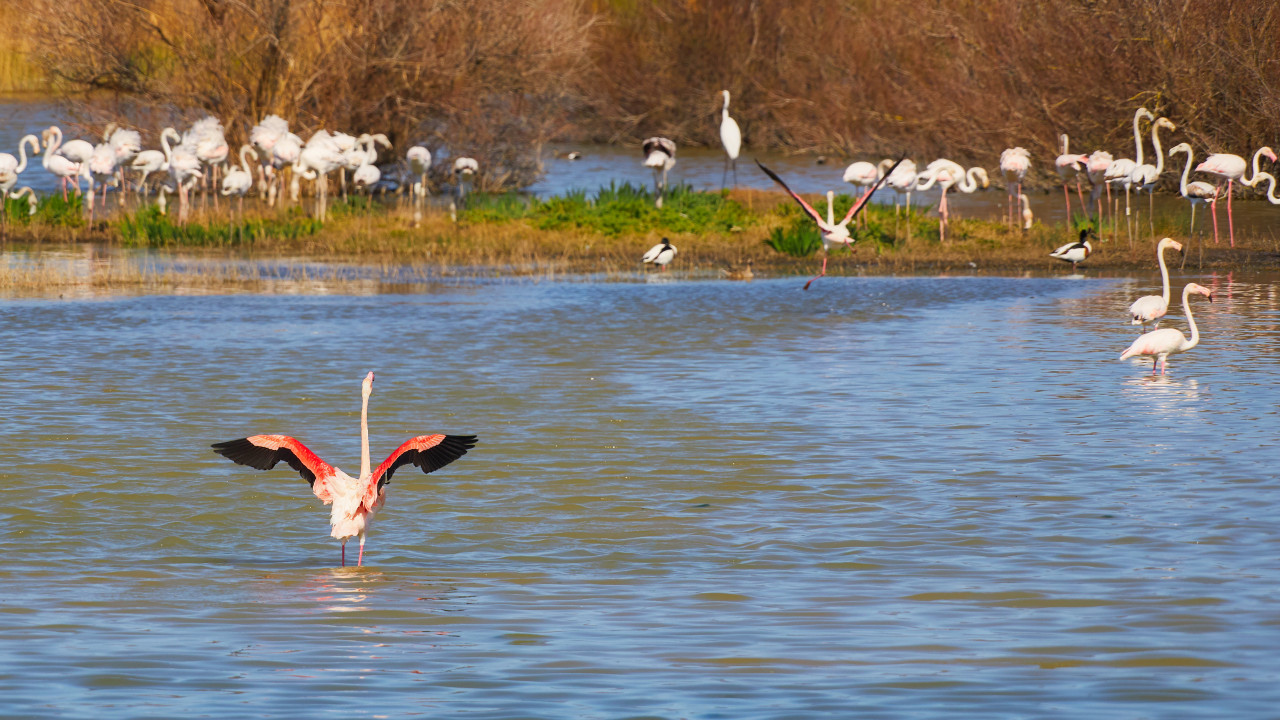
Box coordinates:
[1061,134,1069,155]
[161,129,176,164]
[1181,286,1200,351]
[14,136,35,174]
[1245,148,1271,186]
[359,390,371,480]
[240,145,255,173]
[1132,112,1145,166]
[1260,173,1280,204]
[825,191,835,226]
[1150,123,1167,175]
[1157,244,1172,304]
[1174,148,1191,197]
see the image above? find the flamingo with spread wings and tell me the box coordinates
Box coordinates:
[757,156,903,290]
[212,372,477,566]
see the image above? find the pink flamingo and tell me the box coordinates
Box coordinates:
[212,372,477,567]
[1104,108,1154,245]
[1085,150,1113,231]
[1195,146,1276,247]
[1127,237,1183,332]
[1119,283,1213,374]
[756,156,903,290]
[1054,134,1089,220]
[915,159,988,241]
[999,147,1030,227]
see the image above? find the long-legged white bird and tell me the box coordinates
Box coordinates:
[757,156,903,290]
[642,137,676,208]
[1120,283,1213,374]
[1128,237,1183,332]
[642,236,677,270]
[1049,228,1095,272]
[719,90,741,189]
[1168,143,1219,243]
[220,145,258,214]
[212,372,477,567]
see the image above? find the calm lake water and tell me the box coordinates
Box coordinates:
[2,268,1279,718]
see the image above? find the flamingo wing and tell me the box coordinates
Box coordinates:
[212,434,339,501]
[368,434,477,495]
[838,155,906,225]
[755,160,826,226]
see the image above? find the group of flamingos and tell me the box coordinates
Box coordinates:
[638,98,1278,283]
[0,114,481,229]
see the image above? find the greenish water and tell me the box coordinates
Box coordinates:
[1,270,1278,718]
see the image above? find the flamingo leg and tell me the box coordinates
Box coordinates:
[803,254,829,291]
[1226,180,1235,248]
[1210,193,1220,245]
[1063,183,1071,220]
[358,536,366,567]
[341,540,347,567]
[1075,178,1087,221]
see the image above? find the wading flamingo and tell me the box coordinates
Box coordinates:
[406,145,432,209]
[162,127,202,223]
[452,156,478,208]
[1086,150,1113,231]
[40,127,84,200]
[1049,228,1095,272]
[1119,283,1213,374]
[1054,134,1089,220]
[1019,194,1033,230]
[1104,108,1154,245]
[0,134,40,235]
[642,137,676,208]
[1127,237,1183,332]
[999,147,1030,227]
[1195,146,1276,248]
[220,145,258,213]
[642,237,677,270]
[915,160,988,241]
[212,372,477,567]
[719,90,742,189]
[843,160,881,227]
[756,156,903,290]
[1168,143,1219,244]
[1129,116,1176,240]
[130,148,166,195]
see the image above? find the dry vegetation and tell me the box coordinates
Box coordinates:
[5,1,1278,190]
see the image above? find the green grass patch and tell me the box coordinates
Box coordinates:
[4,193,85,227]
[115,205,323,247]
[459,183,755,236]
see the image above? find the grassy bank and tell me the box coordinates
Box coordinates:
[3,186,1279,293]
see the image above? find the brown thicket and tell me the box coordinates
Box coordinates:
[13,0,1280,188]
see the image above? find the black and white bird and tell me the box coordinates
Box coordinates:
[1049,228,1095,272]
[642,137,676,208]
[642,237,677,270]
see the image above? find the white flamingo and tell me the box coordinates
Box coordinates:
[719,90,742,188]
[1168,143,1219,243]
[1128,237,1183,332]
[1019,194,1033,230]
[1129,116,1176,239]
[40,127,84,201]
[293,133,347,221]
[999,147,1030,227]
[453,157,479,207]
[407,146,432,204]
[130,149,167,195]
[212,372,476,567]
[1054,134,1089,219]
[8,186,37,216]
[251,115,290,196]
[161,127,203,223]
[220,145,258,213]
[1104,108,1153,244]
[915,160,988,241]
[642,137,676,208]
[83,142,120,221]
[1120,283,1214,374]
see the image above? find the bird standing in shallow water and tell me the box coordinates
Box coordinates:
[1120,283,1213,374]
[1128,237,1183,332]
[642,137,677,208]
[719,90,742,189]
[212,372,477,567]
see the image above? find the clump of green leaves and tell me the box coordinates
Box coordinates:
[115,205,323,247]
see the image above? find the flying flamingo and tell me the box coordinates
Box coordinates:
[642,137,676,208]
[1168,143,1219,245]
[1119,283,1214,374]
[1127,237,1183,332]
[999,147,1030,227]
[1195,146,1276,248]
[915,160,989,241]
[1129,116,1176,240]
[1104,108,1154,245]
[212,372,477,567]
[1054,134,1089,220]
[1049,228,1095,272]
[756,156,903,290]
[642,236,677,270]
[719,90,742,189]
[39,127,84,201]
